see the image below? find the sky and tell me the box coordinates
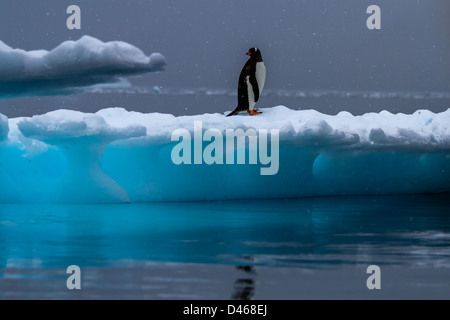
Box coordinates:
[1,0,449,91]
[0,0,449,116]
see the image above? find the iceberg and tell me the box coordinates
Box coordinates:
[0,36,166,99]
[0,106,449,203]
[0,113,8,141]
[17,110,147,203]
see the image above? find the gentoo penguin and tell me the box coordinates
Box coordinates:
[226,47,266,116]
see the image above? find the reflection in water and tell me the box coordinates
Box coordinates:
[232,256,257,300]
[232,277,255,300]
[1,195,450,268]
[1,194,450,268]
[0,194,449,298]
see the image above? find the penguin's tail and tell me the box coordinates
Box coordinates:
[226,107,241,117]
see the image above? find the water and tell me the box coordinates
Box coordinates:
[1,87,450,118]
[1,194,449,299]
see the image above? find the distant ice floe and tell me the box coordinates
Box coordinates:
[0,36,166,99]
[84,85,450,101]
[0,106,449,203]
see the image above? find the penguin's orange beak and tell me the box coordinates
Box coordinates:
[246,51,252,56]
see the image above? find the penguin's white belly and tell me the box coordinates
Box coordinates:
[247,62,266,110]
[255,61,266,94]
[246,76,256,109]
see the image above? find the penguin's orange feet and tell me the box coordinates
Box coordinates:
[247,109,262,115]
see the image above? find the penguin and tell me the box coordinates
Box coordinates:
[226,47,266,116]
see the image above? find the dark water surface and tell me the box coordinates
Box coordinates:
[1,194,449,299]
[1,88,449,117]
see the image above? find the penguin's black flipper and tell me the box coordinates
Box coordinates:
[226,107,242,117]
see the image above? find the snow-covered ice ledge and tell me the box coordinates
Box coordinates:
[1,106,449,203]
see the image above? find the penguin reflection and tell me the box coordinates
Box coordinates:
[231,264,257,300]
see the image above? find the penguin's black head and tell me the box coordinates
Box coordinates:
[246,47,263,61]
[246,47,258,56]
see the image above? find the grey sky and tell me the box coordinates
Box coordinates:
[1,0,449,93]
